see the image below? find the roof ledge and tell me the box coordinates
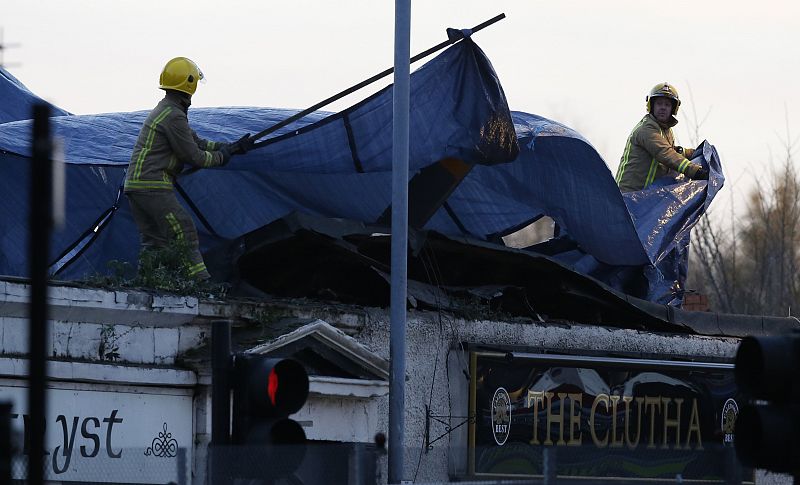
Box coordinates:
[248,319,389,381]
[309,376,388,398]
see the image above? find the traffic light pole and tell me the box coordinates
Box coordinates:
[211,321,231,445]
[389,1,410,483]
[210,321,231,483]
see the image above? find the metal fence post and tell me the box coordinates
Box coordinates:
[0,402,12,483]
[177,447,186,485]
[543,447,557,485]
[28,102,53,485]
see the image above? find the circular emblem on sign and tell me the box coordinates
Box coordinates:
[491,387,511,446]
[721,398,739,445]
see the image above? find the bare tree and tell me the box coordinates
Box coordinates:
[689,105,800,316]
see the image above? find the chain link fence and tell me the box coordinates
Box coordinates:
[6,447,189,484]
[209,442,380,485]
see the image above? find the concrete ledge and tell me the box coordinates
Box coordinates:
[309,376,389,398]
[0,357,197,387]
[0,280,201,326]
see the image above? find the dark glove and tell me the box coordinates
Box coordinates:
[692,167,709,180]
[230,133,254,155]
[219,145,232,166]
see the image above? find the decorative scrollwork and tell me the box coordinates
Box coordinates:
[144,422,178,458]
[424,404,475,452]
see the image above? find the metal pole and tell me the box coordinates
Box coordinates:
[28,102,52,485]
[177,447,187,485]
[388,1,410,483]
[0,402,12,484]
[211,321,232,484]
[543,447,557,485]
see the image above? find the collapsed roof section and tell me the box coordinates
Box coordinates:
[208,211,798,338]
[0,37,721,308]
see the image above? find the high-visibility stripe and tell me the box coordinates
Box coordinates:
[644,157,659,188]
[124,180,173,190]
[188,262,207,276]
[165,212,185,241]
[164,212,207,277]
[677,159,690,173]
[616,135,634,182]
[616,117,648,183]
[640,127,668,188]
[203,151,213,167]
[133,107,172,181]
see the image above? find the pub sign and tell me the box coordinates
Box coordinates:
[468,351,751,482]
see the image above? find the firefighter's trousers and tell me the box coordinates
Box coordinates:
[125,190,211,280]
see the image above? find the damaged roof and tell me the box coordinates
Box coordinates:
[208,211,799,338]
[1,38,721,308]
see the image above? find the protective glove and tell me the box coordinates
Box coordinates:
[219,145,232,166]
[230,133,254,155]
[684,162,705,180]
[692,167,709,180]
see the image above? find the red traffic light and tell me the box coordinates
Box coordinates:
[230,354,310,480]
[240,356,309,417]
[268,368,278,406]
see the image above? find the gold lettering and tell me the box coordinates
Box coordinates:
[685,398,703,450]
[624,396,644,449]
[590,394,609,447]
[644,396,662,449]
[610,395,623,448]
[527,390,544,445]
[544,392,567,445]
[662,397,683,450]
[568,393,583,446]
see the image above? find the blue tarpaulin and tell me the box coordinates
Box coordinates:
[0,38,723,306]
[0,67,69,122]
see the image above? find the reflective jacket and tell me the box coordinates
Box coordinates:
[124,92,225,192]
[615,113,697,192]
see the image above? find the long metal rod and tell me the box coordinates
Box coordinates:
[388,1,410,483]
[251,13,506,149]
[28,103,52,485]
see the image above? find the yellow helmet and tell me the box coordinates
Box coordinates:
[158,57,204,96]
[646,82,681,115]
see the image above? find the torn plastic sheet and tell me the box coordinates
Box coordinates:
[0,39,518,281]
[0,39,721,307]
[550,140,725,305]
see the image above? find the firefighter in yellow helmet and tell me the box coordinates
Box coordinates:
[124,57,253,280]
[615,82,709,192]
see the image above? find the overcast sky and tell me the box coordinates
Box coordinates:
[2,0,799,220]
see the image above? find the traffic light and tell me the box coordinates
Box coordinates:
[232,354,309,479]
[734,334,800,473]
